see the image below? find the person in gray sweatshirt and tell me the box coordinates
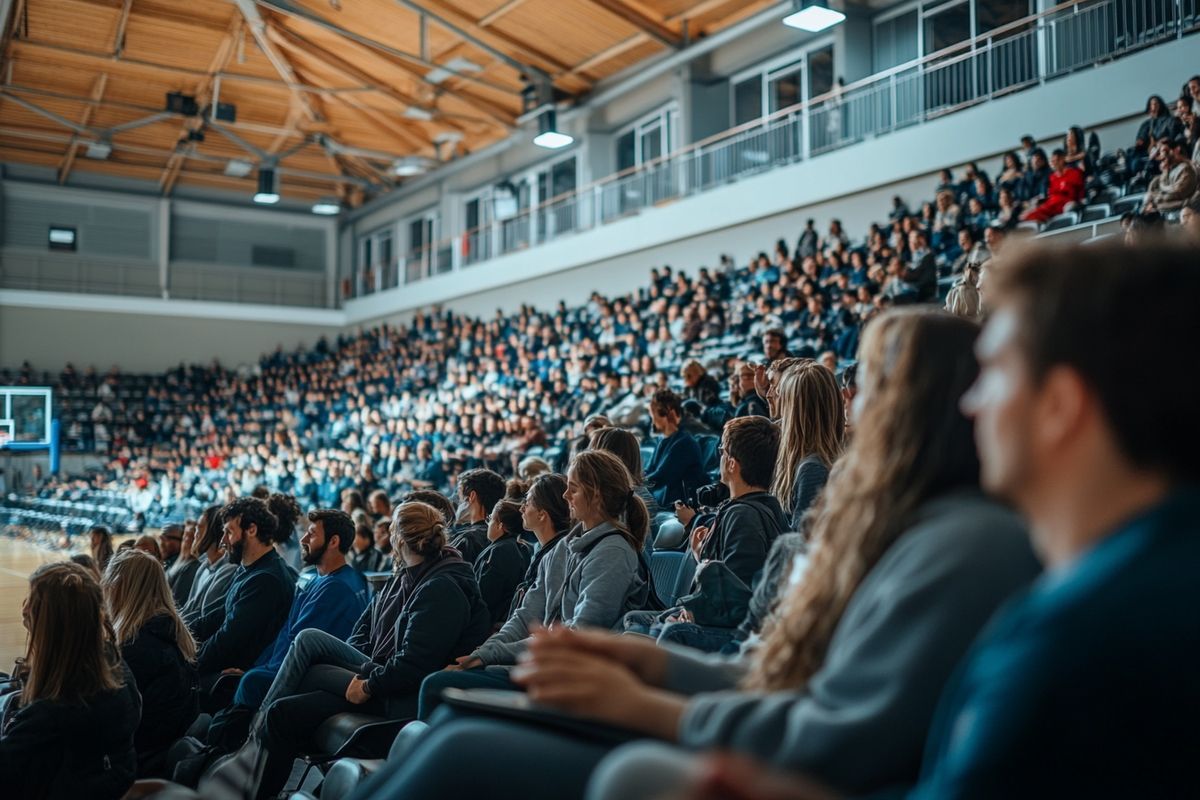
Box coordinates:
[352,310,1040,800]
[415,449,651,720]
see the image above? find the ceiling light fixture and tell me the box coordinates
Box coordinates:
[425,56,481,84]
[392,156,433,177]
[533,107,573,149]
[311,197,341,215]
[782,0,846,31]
[253,167,280,204]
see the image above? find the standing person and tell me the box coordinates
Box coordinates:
[771,362,846,531]
[474,499,533,630]
[89,525,115,575]
[252,501,492,799]
[450,469,507,565]
[103,549,199,777]
[0,562,140,799]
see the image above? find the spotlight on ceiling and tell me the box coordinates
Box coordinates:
[392,156,433,177]
[253,167,280,204]
[532,107,573,150]
[85,140,112,160]
[782,0,846,31]
[225,158,253,178]
[311,197,341,216]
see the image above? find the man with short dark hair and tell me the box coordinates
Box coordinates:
[204,509,369,751]
[761,329,791,364]
[910,239,1200,796]
[451,468,506,565]
[644,390,707,508]
[159,523,184,570]
[188,497,295,687]
[348,521,386,573]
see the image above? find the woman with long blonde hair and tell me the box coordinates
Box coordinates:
[103,548,199,776]
[375,310,1038,800]
[0,562,139,798]
[770,360,846,531]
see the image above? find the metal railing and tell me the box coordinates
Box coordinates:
[350,0,1195,297]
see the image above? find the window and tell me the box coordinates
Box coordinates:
[924,1,972,54]
[357,226,396,292]
[614,104,679,170]
[874,9,919,71]
[729,40,836,123]
[872,0,1030,72]
[48,226,77,251]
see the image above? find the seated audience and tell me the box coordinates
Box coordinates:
[416,450,651,720]
[645,390,708,507]
[181,505,238,622]
[450,468,507,565]
[474,499,533,630]
[1022,149,1084,223]
[187,495,297,690]
[506,473,573,620]
[252,501,492,798]
[354,309,1038,799]
[165,519,200,608]
[133,534,161,561]
[159,523,184,570]
[771,361,845,530]
[1143,138,1197,212]
[733,363,770,419]
[589,425,665,539]
[103,549,199,777]
[348,520,387,573]
[0,562,140,799]
[675,239,1200,800]
[88,524,115,575]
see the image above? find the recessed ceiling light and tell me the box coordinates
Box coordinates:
[783,0,846,32]
[311,198,341,215]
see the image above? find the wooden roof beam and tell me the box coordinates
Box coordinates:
[478,0,530,27]
[57,72,107,184]
[232,0,319,122]
[587,0,680,48]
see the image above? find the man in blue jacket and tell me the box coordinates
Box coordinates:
[644,389,707,508]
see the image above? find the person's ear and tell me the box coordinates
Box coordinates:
[1033,365,1090,455]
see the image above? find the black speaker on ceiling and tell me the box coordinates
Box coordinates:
[166,92,199,117]
[214,102,237,123]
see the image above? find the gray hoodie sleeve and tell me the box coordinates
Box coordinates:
[565,538,639,630]
[677,503,1036,793]
[663,644,747,694]
[473,552,551,666]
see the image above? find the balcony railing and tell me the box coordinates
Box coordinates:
[352,0,1196,296]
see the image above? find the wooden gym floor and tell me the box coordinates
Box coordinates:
[0,537,63,671]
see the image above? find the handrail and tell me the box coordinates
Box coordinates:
[348,0,1193,295]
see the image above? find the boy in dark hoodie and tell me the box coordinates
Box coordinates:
[449,468,507,565]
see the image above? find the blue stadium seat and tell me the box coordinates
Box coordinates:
[650,550,698,607]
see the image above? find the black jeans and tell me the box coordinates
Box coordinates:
[258,664,394,799]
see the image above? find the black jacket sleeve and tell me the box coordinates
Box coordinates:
[196,572,292,674]
[713,505,772,588]
[364,577,470,697]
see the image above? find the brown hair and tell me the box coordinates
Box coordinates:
[650,389,683,418]
[568,450,649,551]
[21,562,120,706]
[490,499,525,538]
[392,501,448,558]
[195,504,224,555]
[989,239,1200,482]
[89,525,114,573]
[588,427,645,484]
[134,534,162,561]
[526,473,572,533]
[746,310,981,691]
[402,489,456,525]
[771,361,846,511]
[721,415,781,489]
[104,549,197,662]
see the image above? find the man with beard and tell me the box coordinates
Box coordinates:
[198,509,370,755]
[188,495,300,694]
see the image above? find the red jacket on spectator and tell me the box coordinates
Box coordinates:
[1022,166,1084,223]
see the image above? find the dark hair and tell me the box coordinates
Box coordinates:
[526,473,572,532]
[505,478,530,500]
[490,499,525,538]
[764,327,787,345]
[589,427,645,484]
[88,525,114,573]
[222,497,278,544]
[341,489,366,513]
[991,240,1200,482]
[196,504,224,553]
[458,468,506,515]
[354,521,374,544]
[402,489,456,525]
[650,389,683,418]
[267,493,300,543]
[1051,147,1066,159]
[722,415,781,489]
[1146,94,1167,115]
[307,509,355,554]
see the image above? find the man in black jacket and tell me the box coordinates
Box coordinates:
[449,468,506,564]
[188,497,295,695]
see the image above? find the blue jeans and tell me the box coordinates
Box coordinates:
[656,621,736,654]
[232,666,275,711]
[348,709,611,800]
[417,666,519,721]
[257,628,371,719]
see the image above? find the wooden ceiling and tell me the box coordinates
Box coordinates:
[0,0,779,207]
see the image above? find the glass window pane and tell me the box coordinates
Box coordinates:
[617,130,637,171]
[769,66,803,113]
[640,123,663,163]
[896,10,919,63]
[808,45,834,98]
[552,157,577,195]
[975,0,1029,33]
[379,233,392,268]
[925,2,971,54]
[733,78,762,125]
